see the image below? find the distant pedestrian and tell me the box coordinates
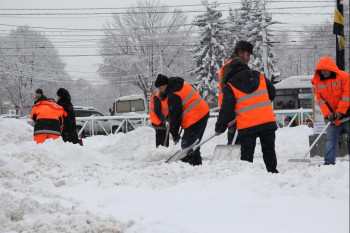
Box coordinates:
[57,88,79,144]
[34,88,47,104]
[31,98,67,144]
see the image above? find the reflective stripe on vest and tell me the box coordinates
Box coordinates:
[318,100,326,105]
[236,101,272,114]
[34,129,61,136]
[174,82,209,128]
[332,81,342,86]
[318,85,328,89]
[342,96,350,101]
[228,73,276,130]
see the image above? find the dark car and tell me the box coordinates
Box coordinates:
[74,106,122,137]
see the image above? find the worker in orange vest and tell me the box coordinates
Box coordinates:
[31,97,67,144]
[155,74,210,166]
[311,57,350,165]
[149,88,169,147]
[215,41,278,173]
[218,41,254,145]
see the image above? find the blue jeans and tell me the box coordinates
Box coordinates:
[325,120,350,164]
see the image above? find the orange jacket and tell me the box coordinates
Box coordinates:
[31,100,67,135]
[174,82,210,129]
[218,59,232,109]
[228,73,276,130]
[149,93,168,125]
[311,57,350,118]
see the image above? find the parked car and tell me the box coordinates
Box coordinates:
[74,106,122,137]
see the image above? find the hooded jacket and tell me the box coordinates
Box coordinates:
[215,58,277,136]
[31,100,67,136]
[311,57,350,121]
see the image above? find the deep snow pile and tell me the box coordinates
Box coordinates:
[0,118,349,233]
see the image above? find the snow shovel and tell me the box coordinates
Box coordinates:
[288,121,332,163]
[210,123,240,164]
[166,134,216,163]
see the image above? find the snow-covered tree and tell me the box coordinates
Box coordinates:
[0,26,70,115]
[225,8,241,57]
[190,1,227,107]
[233,0,279,79]
[98,0,192,101]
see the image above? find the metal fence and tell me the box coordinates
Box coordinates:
[20,108,314,136]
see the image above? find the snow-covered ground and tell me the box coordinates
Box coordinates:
[0,118,349,233]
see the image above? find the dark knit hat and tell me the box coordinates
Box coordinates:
[155,74,169,87]
[35,88,43,95]
[234,40,254,54]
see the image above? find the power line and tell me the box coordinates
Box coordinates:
[0,2,241,11]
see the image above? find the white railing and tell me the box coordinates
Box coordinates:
[21,108,314,137]
[210,108,313,128]
[75,114,150,137]
[273,108,313,127]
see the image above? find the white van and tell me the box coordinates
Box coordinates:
[109,95,148,131]
[109,95,147,116]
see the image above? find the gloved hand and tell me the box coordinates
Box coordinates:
[165,121,170,128]
[173,134,181,145]
[327,113,334,120]
[335,112,342,119]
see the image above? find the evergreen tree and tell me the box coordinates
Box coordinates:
[190,1,227,107]
[225,8,240,57]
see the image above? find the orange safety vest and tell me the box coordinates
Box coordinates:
[149,93,169,125]
[228,74,276,130]
[218,59,232,109]
[311,57,350,118]
[173,82,210,129]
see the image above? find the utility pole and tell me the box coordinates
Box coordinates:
[333,0,345,70]
[262,0,269,79]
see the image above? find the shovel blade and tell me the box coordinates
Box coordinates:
[210,145,241,164]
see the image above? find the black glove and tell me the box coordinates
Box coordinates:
[173,134,181,145]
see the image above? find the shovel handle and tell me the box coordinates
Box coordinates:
[228,119,237,128]
[193,133,217,151]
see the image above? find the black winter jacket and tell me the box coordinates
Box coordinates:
[215,58,277,136]
[164,77,185,138]
[57,97,79,144]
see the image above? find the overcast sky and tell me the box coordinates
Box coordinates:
[0,0,336,82]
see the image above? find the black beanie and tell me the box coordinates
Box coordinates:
[35,88,43,95]
[155,74,169,87]
[234,40,254,54]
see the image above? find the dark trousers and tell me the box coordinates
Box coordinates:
[155,129,169,147]
[239,129,278,172]
[180,113,209,166]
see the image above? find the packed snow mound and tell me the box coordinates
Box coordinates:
[0,193,133,233]
[0,118,348,233]
[0,118,33,145]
